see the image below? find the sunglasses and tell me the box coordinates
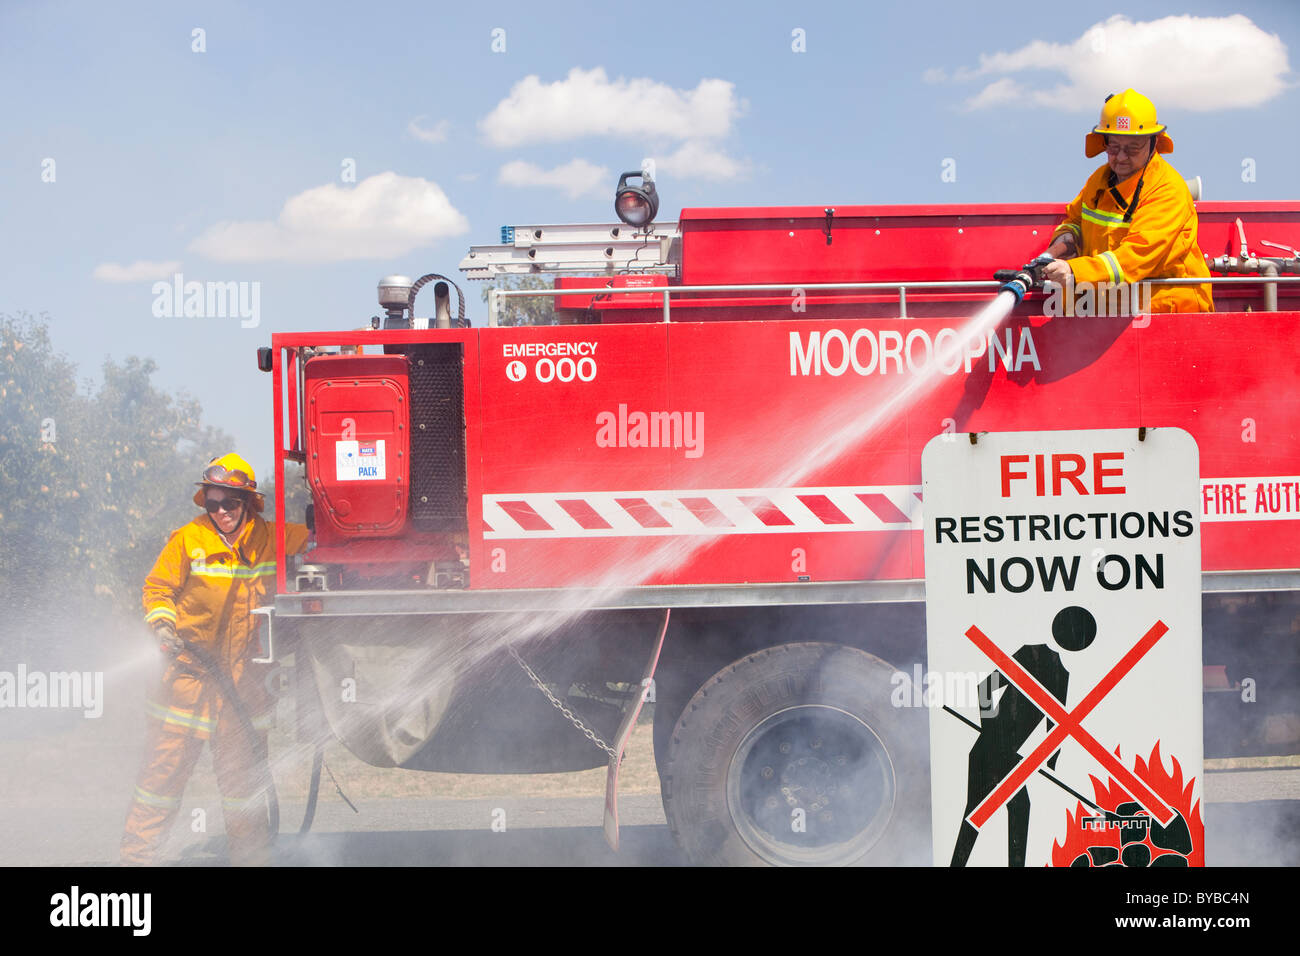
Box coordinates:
[205,496,246,513]
[1104,139,1151,158]
[203,464,257,490]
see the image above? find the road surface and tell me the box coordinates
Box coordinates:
[2,770,1297,866]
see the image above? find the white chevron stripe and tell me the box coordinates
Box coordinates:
[587,495,647,533]
[482,485,925,539]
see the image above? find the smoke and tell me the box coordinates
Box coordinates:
[1204,797,1300,868]
[0,611,159,865]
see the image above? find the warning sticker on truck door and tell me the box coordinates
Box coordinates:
[921,428,1204,867]
[336,439,387,481]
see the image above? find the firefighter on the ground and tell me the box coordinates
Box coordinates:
[120,454,308,865]
[1039,89,1213,313]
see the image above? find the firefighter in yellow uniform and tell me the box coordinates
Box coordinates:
[1041,89,1213,313]
[121,454,309,865]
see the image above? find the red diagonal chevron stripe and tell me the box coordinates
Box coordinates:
[616,498,671,528]
[496,500,553,531]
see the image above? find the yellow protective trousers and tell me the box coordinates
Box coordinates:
[120,659,275,866]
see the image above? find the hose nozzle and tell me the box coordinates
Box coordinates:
[994,269,1036,303]
[993,254,1053,303]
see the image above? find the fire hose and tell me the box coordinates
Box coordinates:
[172,638,351,840]
[173,637,281,838]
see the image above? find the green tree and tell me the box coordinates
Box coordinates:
[262,460,312,527]
[0,312,233,661]
[479,274,558,326]
[0,312,82,623]
[68,354,233,614]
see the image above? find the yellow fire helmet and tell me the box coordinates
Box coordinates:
[1085,88,1174,158]
[192,452,265,513]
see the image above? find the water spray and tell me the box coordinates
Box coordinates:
[276,238,1050,861]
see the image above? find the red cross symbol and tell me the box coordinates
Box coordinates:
[964,621,1177,829]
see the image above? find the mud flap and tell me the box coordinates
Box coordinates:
[603,610,671,850]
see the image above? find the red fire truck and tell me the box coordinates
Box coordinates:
[260,181,1300,865]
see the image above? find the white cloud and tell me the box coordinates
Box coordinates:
[93,260,182,282]
[479,67,750,189]
[653,141,747,181]
[933,15,1291,112]
[480,67,744,147]
[498,159,610,200]
[963,77,1023,111]
[188,172,469,263]
[408,116,450,144]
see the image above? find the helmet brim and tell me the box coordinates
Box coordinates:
[1086,129,1174,158]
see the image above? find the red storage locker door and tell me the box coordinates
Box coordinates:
[304,354,410,539]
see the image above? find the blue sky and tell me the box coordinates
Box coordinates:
[2,0,1296,478]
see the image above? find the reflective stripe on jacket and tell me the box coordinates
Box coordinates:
[1052,152,1213,313]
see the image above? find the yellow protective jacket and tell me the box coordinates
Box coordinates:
[1052,152,1213,313]
[142,512,309,736]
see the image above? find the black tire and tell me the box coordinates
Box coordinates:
[661,642,929,866]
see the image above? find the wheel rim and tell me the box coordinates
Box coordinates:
[725,704,896,865]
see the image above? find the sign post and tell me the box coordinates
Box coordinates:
[923,428,1204,867]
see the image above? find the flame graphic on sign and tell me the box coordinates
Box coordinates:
[1050,741,1204,867]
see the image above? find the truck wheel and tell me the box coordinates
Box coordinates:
[661,642,928,866]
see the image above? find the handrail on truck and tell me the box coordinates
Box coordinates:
[485,275,1300,326]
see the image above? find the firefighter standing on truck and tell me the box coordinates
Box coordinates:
[120,454,309,866]
[1040,89,1213,313]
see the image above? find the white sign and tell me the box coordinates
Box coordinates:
[922,428,1203,868]
[335,439,387,481]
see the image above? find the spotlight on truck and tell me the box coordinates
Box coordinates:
[615,170,659,228]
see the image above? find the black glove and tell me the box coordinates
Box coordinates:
[153,621,184,656]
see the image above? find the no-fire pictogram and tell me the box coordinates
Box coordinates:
[951,607,1180,866]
